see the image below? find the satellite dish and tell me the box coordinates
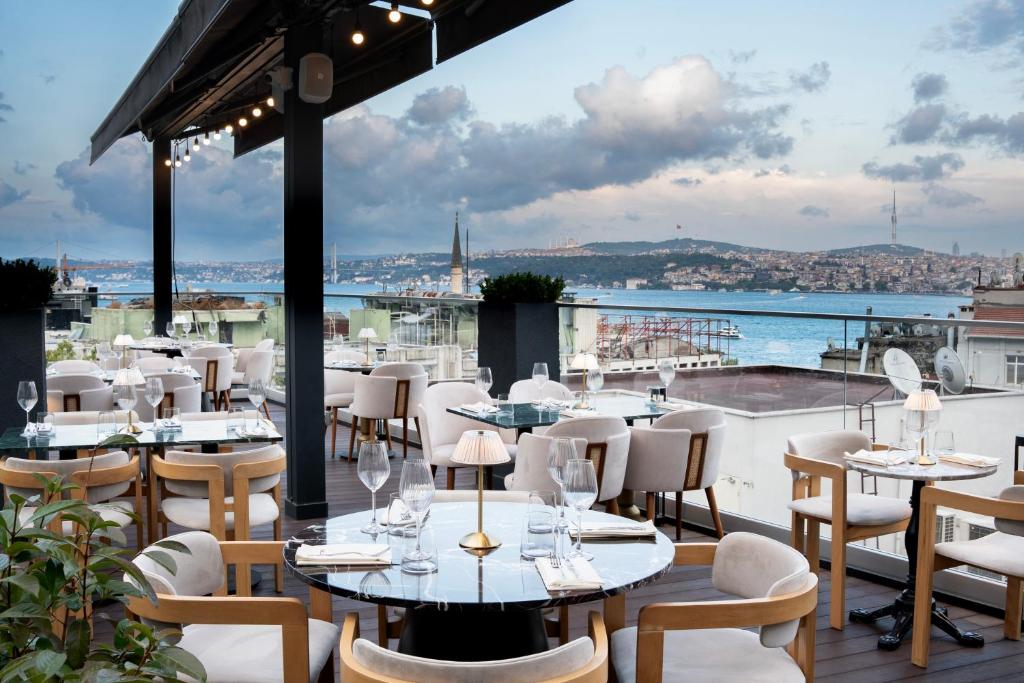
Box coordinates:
[883,348,922,396]
[934,347,966,395]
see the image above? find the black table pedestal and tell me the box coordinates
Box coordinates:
[849,480,985,650]
[398,607,548,660]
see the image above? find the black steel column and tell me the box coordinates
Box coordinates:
[282,25,328,519]
[152,137,173,333]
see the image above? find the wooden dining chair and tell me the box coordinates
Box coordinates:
[911,470,1024,668]
[126,531,338,683]
[545,416,630,515]
[785,430,911,630]
[606,532,818,683]
[340,610,607,683]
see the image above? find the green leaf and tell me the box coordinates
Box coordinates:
[34,649,67,677]
[152,539,191,555]
[140,549,177,576]
[150,647,207,681]
[1,572,40,598]
[28,498,86,523]
[98,433,140,448]
[0,603,50,619]
[65,618,91,669]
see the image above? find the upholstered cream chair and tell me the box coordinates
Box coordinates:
[233,338,274,382]
[417,382,516,489]
[504,433,587,492]
[325,367,358,457]
[132,356,180,373]
[545,416,630,515]
[509,379,573,403]
[341,611,607,683]
[49,359,103,374]
[150,444,286,590]
[128,531,338,683]
[46,373,107,412]
[348,374,400,461]
[370,362,428,458]
[187,345,234,410]
[912,470,1024,667]
[232,350,275,418]
[624,408,727,540]
[0,451,143,550]
[609,532,818,683]
[785,430,911,631]
[133,373,202,422]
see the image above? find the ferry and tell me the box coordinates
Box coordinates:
[713,325,743,339]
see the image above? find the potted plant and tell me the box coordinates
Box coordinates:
[0,258,56,430]
[477,272,565,394]
[0,467,205,680]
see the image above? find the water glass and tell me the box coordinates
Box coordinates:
[113,384,137,413]
[208,320,218,341]
[475,366,493,397]
[399,459,436,573]
[658,359,676,389]
[358,441,391,534]
[496,393,511,418]
[532,362,548,412]
[97,411,116,439]
[161,406,181,430]
[933,431,955,456]
[228,407,246,433]
[586,366,604,394]
[401,524,437,575]
[563,458,598,560]
[17,380,38,436]
[527,491,557,531]
[35,412,54,436]
[388,491,418,537]
[521,511,555,560]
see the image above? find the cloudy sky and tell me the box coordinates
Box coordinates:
[1,0,1023,261]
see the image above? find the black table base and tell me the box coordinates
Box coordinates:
[850,590,984,651]
[398,607,548,660]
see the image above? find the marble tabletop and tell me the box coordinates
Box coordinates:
[284,501,676,612]
[448,392,688,431]
[847,456,998,482]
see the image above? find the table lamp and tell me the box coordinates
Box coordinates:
[112,367,146,434]
[450,430,511,551]
[570,353,599,408]
[357,327,377,364]
[113,334,134,369]
[903,389,942,466]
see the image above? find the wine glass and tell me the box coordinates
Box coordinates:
[142,319,153,337]
[358,441,391,534]
[532,362,549,413]
[475,366,493,398]
[144,376,165,424]
[563,458,598,560]
[182,318,193,339]
[208,319,218,342]
[113,383,137,413]
[17,381,38,436]
[658,359,676,391]
[399,458,436,573]
[548,438,576,531]
[166,321,176,339]
[248,378,267,430]
[586,365,604,406]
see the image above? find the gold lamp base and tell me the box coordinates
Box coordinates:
[459,530,501,551]
[123,422,143,435]
[917,440,935,466]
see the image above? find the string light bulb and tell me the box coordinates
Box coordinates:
[352,12,365,44]
[388,2,401,23]
[192,137,200,151]
[266,96,275,107]
[214,129,222,140]
[238,117,248,127]
[422,0,433,5]
[174,153,182,168]
[203,132,211,145]
[183,148,191,162]
[225,123,234,134]
[252,106,262,117]
[164,158,172,167]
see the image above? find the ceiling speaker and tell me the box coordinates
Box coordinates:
[298,53,332,104]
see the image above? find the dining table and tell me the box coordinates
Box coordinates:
[284,501,675,661]
[129,340,233,358]
[846,456,998,650]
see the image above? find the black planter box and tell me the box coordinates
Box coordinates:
[0,309,46,429]
[477,302,560,395]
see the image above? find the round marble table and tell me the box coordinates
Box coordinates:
[846,456,997,650]
[284,501,675,660]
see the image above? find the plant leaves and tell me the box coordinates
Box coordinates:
[98,433,140,448]
[35,648,67,677]
[150,647,207,681]
[139,549,177,576]
[65,618,91,669]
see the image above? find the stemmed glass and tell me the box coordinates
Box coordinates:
[532,362,548,413]
[182,318,192,339]
[113,384,137,433]
[208,319,218,342]
[357,442,391,534]
[399,459,436,574]
[563,458,598,561]
[658,359,676,393]
[142,319,153,337]
[586,365,604,407]
[17,381,38,437]
[475,367,493,398]
[144,377,165,426]
[248,378,266,430]
[547,438,576,531]
[165,321,176,339]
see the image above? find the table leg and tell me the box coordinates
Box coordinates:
[849,480,984,650]
[398,607,548,660]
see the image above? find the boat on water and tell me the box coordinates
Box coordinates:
[713,325,743,339]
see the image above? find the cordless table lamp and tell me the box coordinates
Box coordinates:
[450,429,511,551]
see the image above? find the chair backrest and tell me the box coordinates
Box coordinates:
[371,364,427,419]
[995,485,1024,536]
[46,374,107,411]
[188,348,233,392]
[433,490,531,503]
[325,349,366,365]
[80,385,114,412]
[243,349,275,384]
[254,338,275,353]
[324,368,358,395]
[509,379,573,403]
[417,383,494,460]
[132,356,179,373]
[179,411,232,422]
[711,532,812,647]
[653,408,727,490]
[545,416,630,502]
[47,409,136,426]
[787,429,870,468]
[132,530,225,597]
[350,374,399,420]
[164,444,284,497]
[3,450,131,503]
[49,360,102,374]
[134,375,202,421]
[507,433,588,493]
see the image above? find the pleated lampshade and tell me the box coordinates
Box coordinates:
[450,429,510,466]
[903,389,942,412]
[113,367,145,386]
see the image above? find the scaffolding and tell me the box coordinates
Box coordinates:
[596,314,732,364]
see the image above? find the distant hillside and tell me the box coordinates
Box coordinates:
[582,237,772,256]
[826,244,925,257]
[472,252,735,288]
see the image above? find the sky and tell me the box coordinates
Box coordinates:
[1,0,1023,261]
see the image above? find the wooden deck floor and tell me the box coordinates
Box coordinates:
[156,403,1024,681]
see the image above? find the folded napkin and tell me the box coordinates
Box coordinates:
[536,556,604,591]
[560,408,597,419]
[570,519,657,539]
[655,401,686,411]
[532,398,569,408]
[380,499,419,527]
[294,543,392,566]
[939,452,1001,468]
[460,402,497,413]
[844,449,909,467]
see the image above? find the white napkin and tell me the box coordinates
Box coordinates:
[532,398,569,409]
[536,556,604,591]
[844,449,909,467]
[460,402,497,414]
[294,543,392,566]
[570,519,657,539]
[560,408,596,419]
[379,499,423,527]
[655,401,686,411]
[939,452,1001,468]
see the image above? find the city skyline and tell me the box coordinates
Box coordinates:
[1,1,1023,260]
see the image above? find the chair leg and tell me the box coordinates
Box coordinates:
[212,392,220,411]
[348,416,358,462]
[605,498,620,516]
[262,402,271,420]
[430,464,437,479]
[675,492,683,541]
[806,520,820,574]
[446,468,456,490]
[558,605,569,645]
[706,487,724,538]
[413,417,422,452]
[402,417,409,459]
[645,493,656,521]
[330,407,338,458]
[791,512,805,554]
[830,528,847,631]
[383,421,393,450]
[1006,576,1023,641]
[222,390,231,410]
[377,604,390,647]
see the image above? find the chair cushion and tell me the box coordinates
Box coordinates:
[352,635,593,683]
[162,493,279,531]
[611,627,804,683]
[179,619,338,683]
[325,392,354,408]
[788,493,910,526]
[936,532,1024,578]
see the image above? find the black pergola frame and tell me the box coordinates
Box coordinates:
[90,0,572,518]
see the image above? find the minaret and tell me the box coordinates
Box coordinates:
[450,211,464,295]
[890,187,897,246]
